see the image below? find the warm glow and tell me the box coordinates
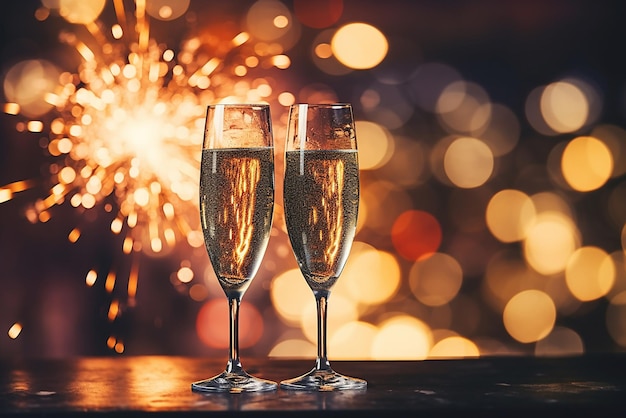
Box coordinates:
[329,321,378,359]
[294,0,343,28]
[565,246,615,301]
[486,189,536,243]
[300,293,358,345]
[355,120,393,170]
[535,326,584,356]
[271,268,314,325]
[331,23,388,70]
[3,60,59,117]
[8,323,22,339]
[444,137,494,188]
[437,81,491,134]
[176,266,194,283]
[145,0,190,21]
[561,136,613,192]
[85,269,97,286]
[59,0,106,24]
[409,253,463,306]
[391,210,442,261]
[524,212,579,276]
[540,81,588,133]
[606,291,626,347]
[478,103,520,157]
[269,339,316,358]
[429,336,479,358]
[338,245,401,305]
[503,290,556,343]
[4,102,20,114]
[274,15,289,28]
[371,315,433,359]
[246,0,294,42]
[314,43,333,59]
[196,298,263,349]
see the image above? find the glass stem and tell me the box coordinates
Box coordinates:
[226,295,244,374]
[314,290,332,372]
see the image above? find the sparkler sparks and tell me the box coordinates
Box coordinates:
[2,0,287,351]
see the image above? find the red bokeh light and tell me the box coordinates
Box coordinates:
[195,298,264,349]
[294,0,343,29]
[391,210,442,261]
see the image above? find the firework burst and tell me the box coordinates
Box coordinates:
[1,0,289,352]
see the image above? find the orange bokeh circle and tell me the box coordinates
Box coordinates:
[196,298,264,349]
[391,210,442,261]
[294,0,343,29]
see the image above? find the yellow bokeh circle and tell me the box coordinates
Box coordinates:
[331,23,388,70]
[561,136,613,192]
[503,290,556,343]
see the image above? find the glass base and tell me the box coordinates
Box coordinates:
[280,367,367,391]
[192,370,277,394]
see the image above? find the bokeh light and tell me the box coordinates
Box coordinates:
[606,292,626,348]
[354,120,394,170]
[443,136,494,188]
[300,293,358,345]
[503,290,556,343]
[59,0,105,24]
[270,268,313,325]
[371,315,433,360]
[565,246,615,301]
[524,212,580,276]
[269,339,316,358]
[540,80,589,133]
[429,336,479,358]
[196,298,263,349]
[486,189,535,243]
[246,0,300,50]
[331,23,388,70]
[534,326,584,356]
[329,321,378,359]
[409,253,463,307]
[561,136,613,192]
[391,210,442,261]
[3,60,60,117]
[592,124,626,178]
[338,244,401,307]
[145,0,190,21]
[293,0,343,29]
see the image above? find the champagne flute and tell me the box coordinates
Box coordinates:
[280,103,366,391]
[192,104,277,393]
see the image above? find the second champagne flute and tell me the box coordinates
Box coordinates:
[280,103,367,391]
[192,104,277,393]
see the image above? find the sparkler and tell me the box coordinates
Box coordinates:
[1,0,287,352]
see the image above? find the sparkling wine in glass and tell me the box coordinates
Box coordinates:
[192,104,277,393]
[280,103,366,391]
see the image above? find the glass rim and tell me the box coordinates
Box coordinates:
[206,103,270,110]
[289,103,352,109]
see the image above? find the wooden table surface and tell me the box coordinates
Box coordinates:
[1,355,625,416]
